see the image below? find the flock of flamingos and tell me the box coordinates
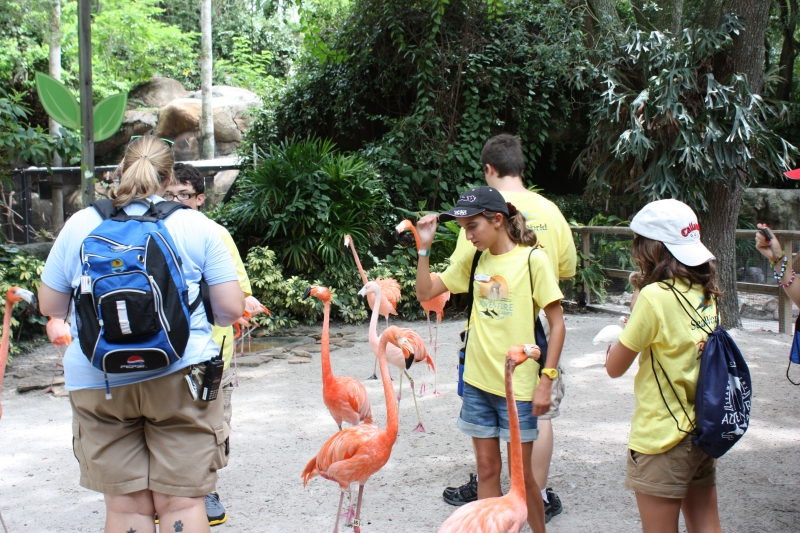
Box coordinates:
[299,221,544,533]
[0,219,621,532]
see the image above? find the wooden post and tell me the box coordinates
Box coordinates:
[78,0,94,208]
[49,0,64,230]
[779,240,797,334]
[582,231,591,305]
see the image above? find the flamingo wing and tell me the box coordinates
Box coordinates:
[421,273,450,321]
[376,278,401,312]
[46,318,72,346]
[339,376,373,425]
[302,424,380,487]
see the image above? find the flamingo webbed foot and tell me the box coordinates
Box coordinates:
[341,506,356,526]
[418,382,426,396]
[366,374,378,381]
[432,390,443,397]
[412,422,426,433]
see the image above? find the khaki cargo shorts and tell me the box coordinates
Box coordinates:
[69,366,230,497]
[625,436,716,499]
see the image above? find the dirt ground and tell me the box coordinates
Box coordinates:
[1,313,799,533]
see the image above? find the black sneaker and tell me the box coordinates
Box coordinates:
[543,488,563,523]
[442,473,478,506]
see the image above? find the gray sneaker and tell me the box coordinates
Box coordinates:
[206,492,228,526]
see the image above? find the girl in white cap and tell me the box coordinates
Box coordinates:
[606,199,722,533]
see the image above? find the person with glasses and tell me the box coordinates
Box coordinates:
[164,163,257,526]
[38,136,245,533]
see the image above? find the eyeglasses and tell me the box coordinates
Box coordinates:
[162,192,198,201]
[130,135,175,146]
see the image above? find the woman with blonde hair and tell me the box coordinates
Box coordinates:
[39,135,245,532]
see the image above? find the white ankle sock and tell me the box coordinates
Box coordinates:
[541,488,549,503]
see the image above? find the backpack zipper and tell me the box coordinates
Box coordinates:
[151,231,186,288]
[150,278,171,332]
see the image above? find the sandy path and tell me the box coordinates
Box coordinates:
[1,313,798,532]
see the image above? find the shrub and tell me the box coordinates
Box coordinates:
[228,137,391,276]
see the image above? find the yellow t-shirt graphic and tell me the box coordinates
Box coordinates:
[440,245,563,401]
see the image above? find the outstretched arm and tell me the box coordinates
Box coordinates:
[756,224,800,307]
[415,214,449,302]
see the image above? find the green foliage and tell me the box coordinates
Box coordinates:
[228,137,390,275]
[578,15,798,210]
[250,0,590,212]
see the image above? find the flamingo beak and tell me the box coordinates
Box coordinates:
[14,288,37,311]
[523,344,541,361]
[302,287,313,301]
[343,235,350,247]
[398,337,414,370]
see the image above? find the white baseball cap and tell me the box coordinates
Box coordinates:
[630,199,715,267]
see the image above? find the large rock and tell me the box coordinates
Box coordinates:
[741,188,800,230]
[213,170,239,198]
[128,77,189,109]
[156,98,202,139]
[95,108,159,161]
[173,131,201,162]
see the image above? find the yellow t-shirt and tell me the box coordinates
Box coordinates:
[440,245,563,401]
[211,223,252,369]
[618,279,717,455]
[450,190,576,280]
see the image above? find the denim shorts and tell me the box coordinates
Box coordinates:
[457,382,539,442]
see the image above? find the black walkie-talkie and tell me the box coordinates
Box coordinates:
[201,336,225,401]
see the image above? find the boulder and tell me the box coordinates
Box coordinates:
[172,131,201,162]
[30,192,53,230]
[95,109,159,161]
[213,170,239,198]
[741,188,800,231]
[156,98,202,139]
[128,77,189,109]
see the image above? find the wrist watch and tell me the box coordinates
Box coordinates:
[418,249,430,257]
[541,367,558,380]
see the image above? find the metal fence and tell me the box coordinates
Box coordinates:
[570,226,800,334]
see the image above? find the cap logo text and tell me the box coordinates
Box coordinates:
[460,195,477,203]
[453,209,468,216]
[681,222,700,237]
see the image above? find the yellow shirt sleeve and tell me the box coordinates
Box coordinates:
[553,216,577,279]
[528,249,564,313]
[213,223,251,369]
[618,292,657,353]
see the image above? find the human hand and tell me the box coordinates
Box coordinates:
[532,378,552,417]
[755,223,783,262]
[416,214,439,250]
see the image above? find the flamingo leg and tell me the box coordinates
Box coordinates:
[432,316,442,397]
[333,488,346,533]
[406,371,425,433]
[604,345,610,367]
[397,371,403,402]
[352,484,366,533]
[367,358,378,380]
[45,344,65,394]
[342,484,356,525]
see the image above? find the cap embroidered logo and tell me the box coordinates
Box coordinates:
[681,222,701,238]
[454,209,468,216]
[461,195,477,202]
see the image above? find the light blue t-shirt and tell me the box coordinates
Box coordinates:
[41,196,239,391]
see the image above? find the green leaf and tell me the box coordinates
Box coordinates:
[93,93,128,142]
[35,72,81,131]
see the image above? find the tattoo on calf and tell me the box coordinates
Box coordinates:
[174,520,184,532]
[126,529,136,533]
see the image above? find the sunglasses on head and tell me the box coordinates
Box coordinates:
[129,135,175,146]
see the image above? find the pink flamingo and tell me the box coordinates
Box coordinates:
[359,281,433,433]
[303,286,373,430]
[395,219,449,395]
[44,317,71,393]
[0,287,36,420]
[438,343,542,533]
[302,325,408,533]
[344,234,401,380]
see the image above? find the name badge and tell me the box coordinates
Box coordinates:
[80,275,92,293]
[474,274,491,282]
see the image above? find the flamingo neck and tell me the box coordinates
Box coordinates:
[320,300,333,382]
[348,241,368,285]
[409,226,422,252]
[0,300,14,413]
[378,335,399,441]
[367,286,382,356]
[505,360,525,499]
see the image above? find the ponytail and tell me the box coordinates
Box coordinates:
[113,135,174,207]
[480,210,537,247]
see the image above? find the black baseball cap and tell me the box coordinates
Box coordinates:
[439,187,509,222]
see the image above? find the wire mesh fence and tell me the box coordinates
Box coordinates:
[567,226,800,333]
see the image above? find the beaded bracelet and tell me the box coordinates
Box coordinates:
[773,256,788,281]
[770,251,787,268]
[779,269,796,288]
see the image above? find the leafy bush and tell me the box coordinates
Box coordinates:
[228,137,390,275]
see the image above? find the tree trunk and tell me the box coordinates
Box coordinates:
[698,0,771,329]
[49,0,64,231]
[200,0,215,160]
[698,181,744,329]
[776,0,799,101]
[78,0,94,208]
[631,0,683,34]
[587,0,623,34]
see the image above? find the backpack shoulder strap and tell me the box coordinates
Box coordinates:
[662,281,716,335]
[153,200,191,219]
[91,199,117,220]
[463,250,483,349]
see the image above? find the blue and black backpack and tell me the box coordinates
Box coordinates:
[74,199,205,396]
[652,283,752,459]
